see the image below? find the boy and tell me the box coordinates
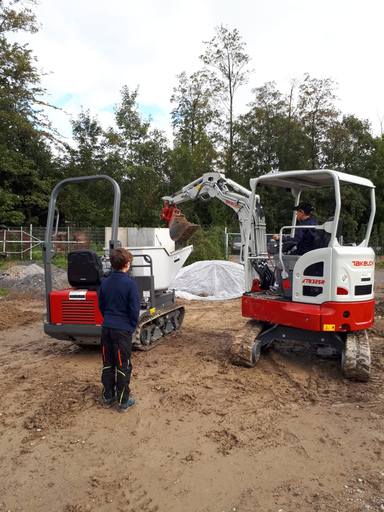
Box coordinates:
[98,248,141,413]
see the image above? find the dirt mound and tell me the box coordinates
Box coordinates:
[0,262,68,298]
[0,303,43,330]
[24,379,100,431]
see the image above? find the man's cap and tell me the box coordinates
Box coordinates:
[292,202,313,215]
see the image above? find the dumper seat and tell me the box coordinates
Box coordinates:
[67,249,104,289]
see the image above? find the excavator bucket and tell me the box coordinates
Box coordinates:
[169,212,200,242]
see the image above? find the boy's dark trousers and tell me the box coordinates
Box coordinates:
[101,327,133,404]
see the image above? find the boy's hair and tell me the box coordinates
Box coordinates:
[110,248,133,271]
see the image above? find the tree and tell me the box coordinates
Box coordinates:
[0,0,39,35]
[110,86,171,227]
[200,24,253,177]
[0,0,57,225]
[171,71,218,148]
[170,71,218,189]
[297,73,340,169]
[57,110,115,227]
[235,82,286,180]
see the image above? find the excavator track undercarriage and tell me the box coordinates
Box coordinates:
[230,320,264,367]
[133,304,185,351]
[341,329,371,382]
[231,319,372,382]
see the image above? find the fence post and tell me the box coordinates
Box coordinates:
[30,224,32,260]
[21,226,23,260]
[67,227,70,255]
[224,227,228,260]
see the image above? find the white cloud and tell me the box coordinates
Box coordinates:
[11,0,384,141]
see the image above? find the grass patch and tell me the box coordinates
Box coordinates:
[0,258,8,270]
[0,288,9,297]
[52,253,68,269]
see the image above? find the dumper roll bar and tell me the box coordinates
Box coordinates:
[43,175,121,322]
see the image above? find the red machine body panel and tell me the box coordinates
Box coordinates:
[50,289,103,325]
[242,294,375,332]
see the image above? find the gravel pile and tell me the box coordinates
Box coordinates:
[0,262,68,297]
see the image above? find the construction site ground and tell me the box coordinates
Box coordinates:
[1,269,384,512]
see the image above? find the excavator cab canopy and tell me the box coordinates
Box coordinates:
[244,168,376,292]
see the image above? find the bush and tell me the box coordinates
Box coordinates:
[52,253,68,268]
[182,227,225,266]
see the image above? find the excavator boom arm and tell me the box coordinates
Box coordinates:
[163,172,273,290]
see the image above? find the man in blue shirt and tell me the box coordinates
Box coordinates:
[273,202,318,255]
[98,248,141,413]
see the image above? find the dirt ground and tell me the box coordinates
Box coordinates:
[1,275,384,512]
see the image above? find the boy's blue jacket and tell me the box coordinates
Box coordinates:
[98,271,141,332]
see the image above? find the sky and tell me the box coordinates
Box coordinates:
[12,0,384,144]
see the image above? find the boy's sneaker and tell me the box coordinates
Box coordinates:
[119,397,135,413]
[103,395,118,408]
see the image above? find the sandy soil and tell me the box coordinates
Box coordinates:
[1,276,384,512]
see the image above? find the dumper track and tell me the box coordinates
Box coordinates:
[230,320,264,367]
[133,304,185,351]
[341,329,371,382]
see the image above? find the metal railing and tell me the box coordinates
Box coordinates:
[0,226,106,260]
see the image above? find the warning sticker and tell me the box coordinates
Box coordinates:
[323,324,335,331]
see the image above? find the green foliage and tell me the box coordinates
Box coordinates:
[107,86,172,228]
[0,0,39,35]
[89,238,104,255]
[297,74,340,169]
[52,253,68,269]
[182,227,225,265]
[0,7,382,258]
[200,24,253,177]
[0,0,58,225]
[170,71,218,185]
[0,287,9,296]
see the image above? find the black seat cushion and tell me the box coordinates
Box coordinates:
[67,250,104,288]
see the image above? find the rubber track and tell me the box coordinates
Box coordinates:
[342,329,371,382]
[230,319,264,367]
[133,304,185,352]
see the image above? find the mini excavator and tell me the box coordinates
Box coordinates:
[164,170,376,381]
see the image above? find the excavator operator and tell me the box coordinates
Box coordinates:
[273,202,318,255]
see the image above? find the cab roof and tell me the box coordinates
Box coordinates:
[251,169,375,191]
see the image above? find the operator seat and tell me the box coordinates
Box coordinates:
[67,249,104,289]
[313,216,342,249]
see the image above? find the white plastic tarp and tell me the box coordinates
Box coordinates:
[169,260,244,300]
